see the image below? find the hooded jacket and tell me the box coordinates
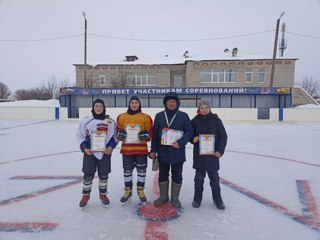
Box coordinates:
[191,112,228,171]
[151,92,194,164]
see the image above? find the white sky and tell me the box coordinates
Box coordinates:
[0,0,320,92]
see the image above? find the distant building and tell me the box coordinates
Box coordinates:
[60,51,299,118]
[74,52,297,89]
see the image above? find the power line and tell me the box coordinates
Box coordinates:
[0,30,319,42]
[0,34,83,42]
[287,31,320,39]
[88,29,274,42]
[0,30,274,42]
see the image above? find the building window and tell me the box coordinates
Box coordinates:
[126,73,157,86]
[245,68,253,83]
[258,68,266,83]
[200,69,237,83]
[173,75,183,87]
[98,75,106,86]
[110,73,118,81]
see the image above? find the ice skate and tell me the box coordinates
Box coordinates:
[137,186,147,203]
[120,187,132,205]
[79,194,90,208]
[100,193,110,207]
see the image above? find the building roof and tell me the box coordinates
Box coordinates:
[74,52,298,66]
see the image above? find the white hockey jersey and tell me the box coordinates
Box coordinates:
[77,116,117,160]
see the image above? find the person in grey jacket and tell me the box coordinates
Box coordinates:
[190,100,228,210]
[149,92,193,208]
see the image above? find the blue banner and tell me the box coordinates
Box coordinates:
[60,87,291,96]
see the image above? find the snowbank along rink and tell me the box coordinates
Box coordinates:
[0,119,319,240]
[1,106,320,121]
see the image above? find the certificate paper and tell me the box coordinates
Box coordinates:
[125,124,141,144]
[161,128,184,145]
[199,134,215,155]
[91,131,106,152]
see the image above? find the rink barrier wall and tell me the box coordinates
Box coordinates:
[0,106,320,121]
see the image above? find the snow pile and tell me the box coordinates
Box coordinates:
[0,99,59,107]
[294,104,320,108]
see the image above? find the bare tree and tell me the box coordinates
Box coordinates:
[300,76,320,98]
[42,75,70,99]
[15,89,36,100]
[14,75,70,100]
[0,82,11,99]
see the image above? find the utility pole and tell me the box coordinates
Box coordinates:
[270,12,285,87]
[82,12,87,88]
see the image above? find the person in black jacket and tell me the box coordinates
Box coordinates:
[149,92,193,208]
[190,100,228,210]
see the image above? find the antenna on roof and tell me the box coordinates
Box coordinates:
[279,22,287,57]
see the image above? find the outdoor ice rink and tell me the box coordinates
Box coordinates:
[0,119,319,240]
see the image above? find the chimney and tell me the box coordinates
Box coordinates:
[183,51,189,58]
[125,55,138,62]
[232,48,238,57]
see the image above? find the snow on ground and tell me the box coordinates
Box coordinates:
[0,99,59,107]
[294,104,320,108]
[0,119,320,240]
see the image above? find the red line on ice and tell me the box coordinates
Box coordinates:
[0,176,82,207]
[143,171,168,240]
[0,222,58,232]
[221,178,320,231]
[299,180,319,222]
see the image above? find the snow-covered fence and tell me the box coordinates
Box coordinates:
[78,107,320,122]
[0,106,60,120]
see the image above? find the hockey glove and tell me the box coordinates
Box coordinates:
[80,140,90,152]
[138,130,150,141]
[116,129,127,141]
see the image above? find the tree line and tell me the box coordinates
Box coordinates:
[0,76,70,100]
[0,76,319,100]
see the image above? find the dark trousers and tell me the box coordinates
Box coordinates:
[158,161,183,184]
[194,169,222,204]
[82,154,111,194]
[122,154,147,188]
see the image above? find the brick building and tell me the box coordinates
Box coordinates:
[60,50,298,118]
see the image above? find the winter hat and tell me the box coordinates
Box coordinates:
[129,96,141,106]
[91,98,106,119]
[198,100,211,109]
[163,92,180,105]
[127,95,142,115]
[197,100,211,114]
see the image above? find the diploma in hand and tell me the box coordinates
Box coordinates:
[125,124,141,144]
[199,134,215,155]
[91,131,106,152]
[161,128,184,145]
